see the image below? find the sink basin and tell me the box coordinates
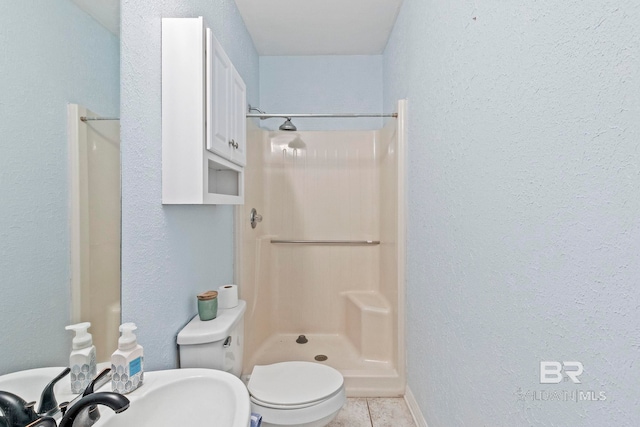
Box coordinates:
[95,369,250,427]
[0,367,78,406]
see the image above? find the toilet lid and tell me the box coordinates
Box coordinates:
[248,361,343,407]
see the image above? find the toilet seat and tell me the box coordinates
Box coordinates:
[248,361,343,409]
[250,387,343,410]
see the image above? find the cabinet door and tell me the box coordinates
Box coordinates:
[229,67,247,167]
[206,29,231,158]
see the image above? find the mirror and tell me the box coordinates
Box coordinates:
[68,106,121,363]
[1,3,120,376]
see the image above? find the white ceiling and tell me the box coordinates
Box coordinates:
[71,0,120,36]
[234,0,404,55]
[70,0,404,55]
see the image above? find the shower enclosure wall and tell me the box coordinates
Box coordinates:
[237,100,406,396]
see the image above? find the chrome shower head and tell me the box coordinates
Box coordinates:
[279,118,297,131]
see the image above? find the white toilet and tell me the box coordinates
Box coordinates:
[177,300,346,427]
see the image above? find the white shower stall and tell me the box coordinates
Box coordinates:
[238,100,406,396]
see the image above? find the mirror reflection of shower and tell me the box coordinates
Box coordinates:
[69,104,121,363]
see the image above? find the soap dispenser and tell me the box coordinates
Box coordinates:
[111,323,144,394]
[65,322,97,393]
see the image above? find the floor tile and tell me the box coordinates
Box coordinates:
[367,398,416,427]
[327,398,371,427]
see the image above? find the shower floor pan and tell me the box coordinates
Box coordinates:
[247,333,403,397]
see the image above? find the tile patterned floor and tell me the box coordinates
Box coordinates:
[328,398,417,427]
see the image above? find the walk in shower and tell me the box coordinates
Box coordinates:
[238,100,406,396]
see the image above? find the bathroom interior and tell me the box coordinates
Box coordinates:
[2,1,638,427]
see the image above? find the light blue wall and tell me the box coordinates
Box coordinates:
[384,0,640,425]
[260,56,383,130]
[120,2,259,370]
[0,1,119,375]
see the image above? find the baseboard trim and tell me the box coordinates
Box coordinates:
[405,385,428,427]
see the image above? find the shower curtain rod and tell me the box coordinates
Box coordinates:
[246,113,397,119]
[80,116,120,122]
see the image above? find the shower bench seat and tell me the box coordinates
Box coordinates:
[343,291,392,363]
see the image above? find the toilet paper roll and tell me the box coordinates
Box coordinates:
[217,284,239,309]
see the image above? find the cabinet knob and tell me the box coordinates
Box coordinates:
[229,139,239,149]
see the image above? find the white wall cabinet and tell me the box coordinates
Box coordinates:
[162,17,245,205]
[229,67,247,166]
[206,29,247,167]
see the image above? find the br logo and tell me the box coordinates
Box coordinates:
[540,361,584,384]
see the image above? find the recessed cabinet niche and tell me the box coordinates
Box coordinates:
[162,17,246,204]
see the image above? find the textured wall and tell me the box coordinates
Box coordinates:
[260,56,383,130]
[0,1,119,374]
[384,0,640,425]
[120,1,259,370]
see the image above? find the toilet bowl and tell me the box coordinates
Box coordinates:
[177,300,346,427]
[248,361,345,427]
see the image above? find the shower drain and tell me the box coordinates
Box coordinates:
[314,354,328,362]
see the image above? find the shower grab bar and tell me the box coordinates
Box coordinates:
[80,116,120,121]
[246,113,397,119]
[270,239,380,245]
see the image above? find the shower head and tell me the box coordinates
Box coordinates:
[279,118,297,131]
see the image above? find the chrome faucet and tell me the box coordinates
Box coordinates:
[58,393,129,427]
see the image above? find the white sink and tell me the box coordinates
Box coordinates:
[0,367,78,406]
[95,369,251,427]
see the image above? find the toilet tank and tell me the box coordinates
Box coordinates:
[177,300,246,377]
